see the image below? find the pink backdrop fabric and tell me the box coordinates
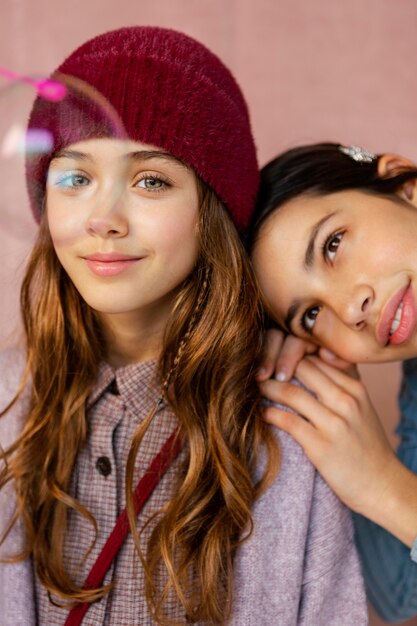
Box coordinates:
[1,1,416,624]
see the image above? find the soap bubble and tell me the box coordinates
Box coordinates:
[0,70,139,343]
[0,67,68,103]
[35,79,67,103]
[0,70,127,240]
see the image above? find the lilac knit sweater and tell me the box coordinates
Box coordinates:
[0,349,368,625]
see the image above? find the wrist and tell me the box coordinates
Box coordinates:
[365,457,417,547]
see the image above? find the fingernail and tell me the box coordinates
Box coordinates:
[257,367,267,377]
[275,371,287,382]
[321,349,336,360]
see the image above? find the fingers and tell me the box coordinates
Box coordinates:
[260,378,336,430]
[256,328,317,382]
[263,405,323,459]
[264,389,393,517]
[318,348,358,377]
[297,356,365,403]
[260,354,369,427]
[274,334,317,381]
[256,329,284,380]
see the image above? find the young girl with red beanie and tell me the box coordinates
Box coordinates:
[0,30,367,625]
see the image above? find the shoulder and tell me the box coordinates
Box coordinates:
[256,426,343,517]
[0,345,27,392]
[254,426,356,577]
[257,425,316,505]
[230,427,366,625]
[0,346,31,561]
[0,346,30,447]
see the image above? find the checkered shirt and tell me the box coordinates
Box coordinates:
[35,359,187,625]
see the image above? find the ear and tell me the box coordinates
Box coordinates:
[378,154,417,207]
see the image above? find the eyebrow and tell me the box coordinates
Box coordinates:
[50,148,187,168]
[125,150,187,168]
[284,210,340,333]
[51,149,89,162]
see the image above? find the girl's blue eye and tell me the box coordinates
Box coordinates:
[302,306,320,333]
[324,232,344,262]
[53,172,90,188]
[136,176,166,190]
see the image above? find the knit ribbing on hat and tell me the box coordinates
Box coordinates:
[26,26,259,232]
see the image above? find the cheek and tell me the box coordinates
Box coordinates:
[147,210,199,270]
[46,199,85,250]
[331,341,371,364]
[353,223,405,271]
[47,213,66,257]
[317,315,369,363]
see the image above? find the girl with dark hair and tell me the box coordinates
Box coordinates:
[0,34,367,626]
[250,141,417,622]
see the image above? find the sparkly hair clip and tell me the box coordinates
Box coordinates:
[339,145,375,163]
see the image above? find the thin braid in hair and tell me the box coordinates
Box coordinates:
[162,264,210,400]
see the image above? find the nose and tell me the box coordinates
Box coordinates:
[335,284,374,330]
[86,190,128,239]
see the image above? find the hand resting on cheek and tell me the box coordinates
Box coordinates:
[256,328,355,383]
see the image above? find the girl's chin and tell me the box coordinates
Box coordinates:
[357,344,417,364]
[78,298,144,317]
[91,306,145,317]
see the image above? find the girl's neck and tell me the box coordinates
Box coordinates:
[100,310,166,368]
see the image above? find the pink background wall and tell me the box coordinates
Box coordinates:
[1,1,416,624]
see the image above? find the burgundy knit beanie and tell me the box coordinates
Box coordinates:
[26,26,259,232]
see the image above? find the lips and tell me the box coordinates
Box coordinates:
[83,252,143,277]
[84,252,140,262]
[376,282,417,346]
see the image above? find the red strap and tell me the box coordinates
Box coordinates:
[64,429,181,626]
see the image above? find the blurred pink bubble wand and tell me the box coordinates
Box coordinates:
[0,67,67,102]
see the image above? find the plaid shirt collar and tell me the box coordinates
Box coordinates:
[87,359,159,411]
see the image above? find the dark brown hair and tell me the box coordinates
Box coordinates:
[248,142,417,250]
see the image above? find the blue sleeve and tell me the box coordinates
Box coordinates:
[353,358,417,622]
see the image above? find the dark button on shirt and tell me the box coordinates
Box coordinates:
[96,456,112,477]
[107,379,120,395]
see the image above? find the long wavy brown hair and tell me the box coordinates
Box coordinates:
[0,179,280,624]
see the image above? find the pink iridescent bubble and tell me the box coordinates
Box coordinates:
[35,79,67,102]
[25,128,54,153]
[0,67,67,102]
[1,124,53,157]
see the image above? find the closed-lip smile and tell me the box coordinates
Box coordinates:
[84,252,142,262]
[376,282,417,346]
[83,252,143,276]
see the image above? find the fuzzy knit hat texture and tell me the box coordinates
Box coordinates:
[26,26,259,232]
